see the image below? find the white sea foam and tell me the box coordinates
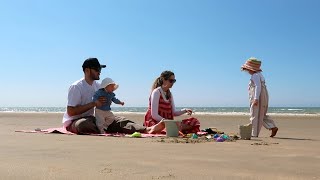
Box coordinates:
[1,107,319,116]
[114,111,320,117]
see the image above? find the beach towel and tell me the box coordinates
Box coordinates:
[15,127,167,138]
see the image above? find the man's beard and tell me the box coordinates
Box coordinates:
[90,71,100,80]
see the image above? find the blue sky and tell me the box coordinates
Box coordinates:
[0,0,319,107]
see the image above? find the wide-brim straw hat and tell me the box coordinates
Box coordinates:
[100,77,119,90]
[241,57,262,72]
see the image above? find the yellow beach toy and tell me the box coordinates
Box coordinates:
[130,132,142,138]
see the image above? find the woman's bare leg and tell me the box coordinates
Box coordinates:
[145,120,165,134]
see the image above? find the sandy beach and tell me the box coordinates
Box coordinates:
[0,112,319,180]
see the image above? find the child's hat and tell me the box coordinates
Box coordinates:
[100,77,119,90]
[241,57,262,72]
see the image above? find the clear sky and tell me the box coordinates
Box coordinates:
[1,0,319,107]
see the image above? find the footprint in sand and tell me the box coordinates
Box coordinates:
[99,164,112,174]
[251,142,279,146]
[152,173,175,179]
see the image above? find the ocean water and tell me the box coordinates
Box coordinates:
[0,107,320,115]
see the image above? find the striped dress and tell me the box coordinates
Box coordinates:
[144,90,200,134]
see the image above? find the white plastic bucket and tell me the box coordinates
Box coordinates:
[239,124,252,140]
[164,120,180,137]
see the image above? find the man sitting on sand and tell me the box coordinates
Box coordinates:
[62,58,162,134]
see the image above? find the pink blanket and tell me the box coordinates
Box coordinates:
[15,127,166,137]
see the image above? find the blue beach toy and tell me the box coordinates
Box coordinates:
[213,134,220,139]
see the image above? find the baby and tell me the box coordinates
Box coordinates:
[93,77,124,134]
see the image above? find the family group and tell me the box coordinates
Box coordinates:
[62,57,278,138]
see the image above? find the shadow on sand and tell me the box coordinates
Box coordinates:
[273,137,316,141]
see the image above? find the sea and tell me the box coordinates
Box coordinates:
[1,107,320,115]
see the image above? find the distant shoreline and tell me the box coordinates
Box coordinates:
[1,111,319,117]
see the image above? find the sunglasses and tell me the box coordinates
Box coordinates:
[168,79,176,83]
[90,67,101,73]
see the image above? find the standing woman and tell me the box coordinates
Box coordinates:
[241,57,278,137]
[144,70,200,134]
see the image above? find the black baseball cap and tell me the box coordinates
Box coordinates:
[82,58,106,69]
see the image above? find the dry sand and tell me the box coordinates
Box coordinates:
[0,112,319,180]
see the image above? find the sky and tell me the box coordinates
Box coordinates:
[0,0,319,107]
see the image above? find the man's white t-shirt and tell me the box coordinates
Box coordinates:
[62,78,100,127]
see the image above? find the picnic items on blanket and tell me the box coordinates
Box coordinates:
[163,119,181,137]
[213,134,220,138]
[16,126,239,143]
[201,127,224,135]
[191,133,198,139]
[239,124,252,140]
[201,128,216,134]
[213,134,228,142]
[221,134,229,140]
[198,127,240,142]
[130,132,142,138]
[216,137,224,142]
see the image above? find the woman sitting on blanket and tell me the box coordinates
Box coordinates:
[144,70,200,134]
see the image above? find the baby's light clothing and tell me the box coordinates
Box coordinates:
[95,108,115,134]
[92,89,122,111]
